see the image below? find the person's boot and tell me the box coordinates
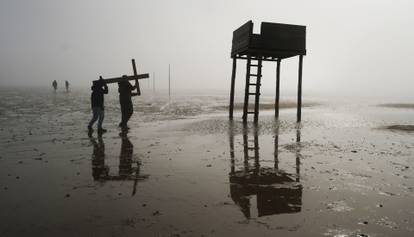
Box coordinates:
[87,129,93,137]
[98,128,107,133]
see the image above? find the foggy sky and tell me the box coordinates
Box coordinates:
[1,0,413,98]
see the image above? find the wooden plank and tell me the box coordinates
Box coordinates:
[131,59,141,96]
[231,21,253,57]
[94,73,149,84]
[260,22,306,51]
[236,55,280,62]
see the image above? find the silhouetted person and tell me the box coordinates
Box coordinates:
[118,76,137,129]
[88,76,108,133]
[65,80,70,92]
[52,80,57,92]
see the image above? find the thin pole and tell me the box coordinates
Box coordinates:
[229,58,237,120]
[297,55,303,122]
[153,72,155,93]
[168,64,171,100]
[275,59,281,118]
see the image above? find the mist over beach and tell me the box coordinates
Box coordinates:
[1,0,414,237]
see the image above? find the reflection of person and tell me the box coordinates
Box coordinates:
[90,134,109,181]
[119,132,134,178]
[52,80,57,92]
[88,76,108,133]
[118,76,136,129]
[65,80,70,92]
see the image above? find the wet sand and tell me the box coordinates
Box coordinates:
[0,88,414,237]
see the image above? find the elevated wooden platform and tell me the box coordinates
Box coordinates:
[228,21,307,123]
[231,21,306,59]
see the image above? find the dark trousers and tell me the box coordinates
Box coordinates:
[120,99,133,127]
[88,107,105,129]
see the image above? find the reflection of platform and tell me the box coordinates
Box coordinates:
[228,124,303,218]
[230,168,302,218]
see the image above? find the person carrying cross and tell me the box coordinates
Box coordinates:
[88,76,108,133]
[118,75,138,129]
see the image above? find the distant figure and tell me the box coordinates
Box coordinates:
[88,76,108,133]
[52,80,57,92]
[65,80,70,92]
[118,76,137,129]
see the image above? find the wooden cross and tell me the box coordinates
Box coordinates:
[94,59,149,96]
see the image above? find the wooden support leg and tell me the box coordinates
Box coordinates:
[275,59,281,118]
[242,56,251,123]
[296,128,301,182]
[297,55,303,122]
[229,121,235,175]
[242,125,249,172]
[274,126,279,170]
[229,58,237,120]
[253,128,260,175]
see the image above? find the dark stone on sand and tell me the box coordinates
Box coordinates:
[65,194,70,198]
[152,211,161,216]
[16,176,20,179]
[351,150,357,153]
[363,221,368,225]
[206,164,212,167]
[142,204,147,207]
[384,125,414,132]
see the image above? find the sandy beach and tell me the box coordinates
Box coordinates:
[0,88,414,237]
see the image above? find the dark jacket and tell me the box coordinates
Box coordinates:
[91,84,108,109]
[118,82,134,101]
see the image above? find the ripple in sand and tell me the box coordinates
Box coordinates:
[326,200,354,212]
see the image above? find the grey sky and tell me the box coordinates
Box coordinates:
[1,0,413,98]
